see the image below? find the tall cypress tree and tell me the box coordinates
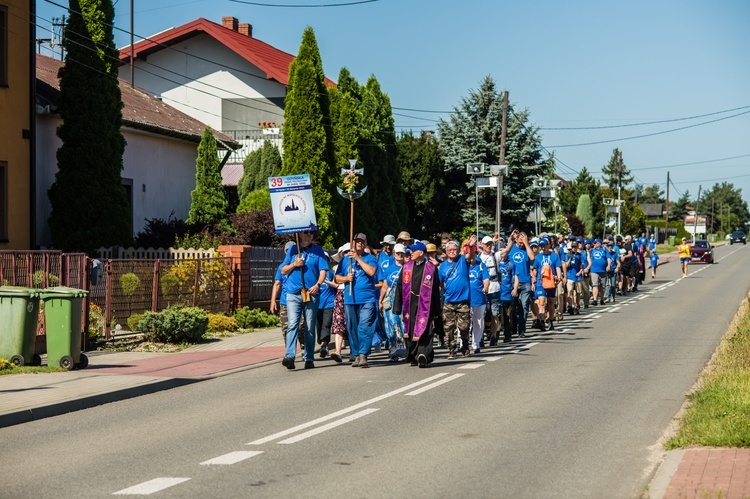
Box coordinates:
[282,27,341,247]
[48,0,131,253]
[187,127,229,228]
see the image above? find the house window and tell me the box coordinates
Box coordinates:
[0,6,7,87]
[0,161,7,241]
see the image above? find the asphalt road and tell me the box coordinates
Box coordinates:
[2,244,748,498]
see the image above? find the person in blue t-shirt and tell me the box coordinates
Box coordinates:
[316,258,337,359]
[335,232,379,368]
[649,247,660,279]
[531,237,563,331]
[439,236,476,358]
[280,231,329,370]
[468,255,490,354]
[564,240,584,314]
[603,239,619,303]
[496,246,517,342]
[588,238,611,306]
[497,231,536,338]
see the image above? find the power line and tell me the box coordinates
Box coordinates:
[539,105,750,131]
[547,109,750,148]
[228,0,379,7]
[629,153,750,171]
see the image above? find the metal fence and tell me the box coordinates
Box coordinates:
[246,246,286,302]
[221,129,283,164]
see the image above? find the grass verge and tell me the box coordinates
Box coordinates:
[666,297,750,448]
[0,365,67,376]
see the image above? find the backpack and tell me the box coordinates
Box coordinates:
[541,255,556,290]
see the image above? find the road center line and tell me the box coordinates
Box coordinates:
[200,451,264,465]
[405,373,465,396]
[277,409,380,444]
[247,373,448,445]
[113,478,191,496]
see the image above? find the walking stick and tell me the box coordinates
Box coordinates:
[296,232,310,303]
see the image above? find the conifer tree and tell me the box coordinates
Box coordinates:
[48,0,131,253]
[187,127,229,228]
[576,194,594,236]
[282,27,341,246]
[601,148,633,191]
[238,148,261,199]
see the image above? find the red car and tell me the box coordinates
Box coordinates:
[690,239,714,264]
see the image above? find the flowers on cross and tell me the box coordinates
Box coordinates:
[341,169,360,194]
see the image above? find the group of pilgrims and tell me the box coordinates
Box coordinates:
[270,228,661,370]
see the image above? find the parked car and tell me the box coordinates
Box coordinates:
[690,240,714,264]
[729,230,746,244]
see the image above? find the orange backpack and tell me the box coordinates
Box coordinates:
[541,256,556,290]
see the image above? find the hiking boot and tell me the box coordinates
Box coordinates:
[417,354,427,368]
[489,337,498,347]
[304,361,315,369]
[351,355,361,367]
[359,355,369,368]
[282,356,295,370]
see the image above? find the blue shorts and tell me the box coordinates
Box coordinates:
[534,287,556,299]
[486,291,502,317]
[680,257,690,264]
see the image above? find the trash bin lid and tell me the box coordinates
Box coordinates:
[40,286,89,299]
[0,285,42,298]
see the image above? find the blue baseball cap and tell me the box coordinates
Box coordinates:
[408,241,427,253]
[594,238,602,244]
[539,237,549,246]
[585,238,593,245]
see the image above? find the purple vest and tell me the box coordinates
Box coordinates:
[401,259,436,338]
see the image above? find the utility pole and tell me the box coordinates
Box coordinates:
[665,171,670,238]
[130,0,135,87]
[692,185,702,241]
[496,90,508,235]
[619,151,623,234]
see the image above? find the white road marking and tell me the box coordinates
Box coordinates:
[277,409,380,444]
[458,364,484,369]
[247,373,448,445]
[608,306,622,312]
[200,451,263,465]
[405,373,465,396]
[113,478,191,495]
[638,294,648,300]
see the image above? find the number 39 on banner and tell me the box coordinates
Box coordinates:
[269,177,284,188]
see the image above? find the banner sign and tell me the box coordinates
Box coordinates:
[268,174,318,234]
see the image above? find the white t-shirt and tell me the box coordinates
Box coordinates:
[479,252,500,294]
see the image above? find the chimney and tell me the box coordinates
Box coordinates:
[238,23,253,37]
[222,16,238,31]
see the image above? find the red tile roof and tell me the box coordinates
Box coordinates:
[36,54,239,149]
[118,17,335,87]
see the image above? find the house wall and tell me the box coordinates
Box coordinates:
[119,35,285,132]
[0,0,32,249]
[36,115,199,247]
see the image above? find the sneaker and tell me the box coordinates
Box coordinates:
[304,361,315,369]
[330,352,343,363]
[518,332,526,338]
[410,360,418,366]
[474,348,481,354]
[319,346,328,358]
[479,340,485,348]
[282,356,295,370]
[417,354,427,368]
[539,321,546,332]
[461,348,470,357]
[489,337,498,347]
[447,350,456,360]
[359,355,369,368]
[351,356,360,367]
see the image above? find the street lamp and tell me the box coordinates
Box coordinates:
[467,163,485,237]
[490,164,508,234]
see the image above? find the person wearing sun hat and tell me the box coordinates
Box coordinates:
[335,232,379,368]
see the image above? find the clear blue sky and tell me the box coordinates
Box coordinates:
[36,0,750,209]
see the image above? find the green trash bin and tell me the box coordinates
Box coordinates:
[668,235,676,246]
[40,286,89,370]
[0,286,42,366]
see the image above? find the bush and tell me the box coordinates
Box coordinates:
[134,212,194,249]
[32,270,59,288]
[139,305,208,343]
[207,313,240,333]
[0,358,15,371]
[227,207,287,247]
[88,303,105,341]
[127,313,146,332]
[120,272,141,296]
[234,306,280,329]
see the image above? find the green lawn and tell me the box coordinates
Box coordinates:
[666,299,750,448]
[0,365,66,376]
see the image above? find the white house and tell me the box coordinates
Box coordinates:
[35,54,239,247]
[117,16,335,170]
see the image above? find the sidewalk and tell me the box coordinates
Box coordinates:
[0,326,287,428]
[1,251,745,498]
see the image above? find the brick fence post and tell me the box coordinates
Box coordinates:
[218,245,253,311]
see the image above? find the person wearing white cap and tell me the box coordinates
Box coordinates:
[479,235,501,346]
[329,243,350,363]
[379,243,407,361]
[677,236,691,278]
[335,232,379,368]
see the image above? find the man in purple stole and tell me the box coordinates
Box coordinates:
[392,242,441,367]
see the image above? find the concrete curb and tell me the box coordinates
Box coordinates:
[647,450,685,499]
